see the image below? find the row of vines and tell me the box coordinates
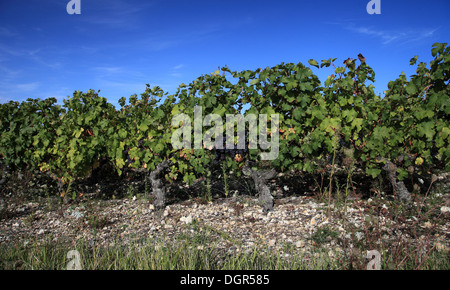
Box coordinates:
[1,43,448,211]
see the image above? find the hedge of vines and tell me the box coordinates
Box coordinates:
[0,43,448,210]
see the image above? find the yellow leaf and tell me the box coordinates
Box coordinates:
[415,157,424,166]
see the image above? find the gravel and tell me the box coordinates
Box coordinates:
[1,191,449,259]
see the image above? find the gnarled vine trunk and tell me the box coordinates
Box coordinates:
[149,160,171,209]
[382,159,411,203]
[243,161,277,213]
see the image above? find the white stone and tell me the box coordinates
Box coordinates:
[295,240,305,248]
[180,215,193,224]
[440,206,450,213]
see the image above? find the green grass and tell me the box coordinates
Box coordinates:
[1,222,448,270]
[0,236,318,270]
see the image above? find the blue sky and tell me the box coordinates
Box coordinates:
[0,0,449,107]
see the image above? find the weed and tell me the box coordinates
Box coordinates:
[310,226,339,245]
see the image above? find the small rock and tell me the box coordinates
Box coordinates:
[180,215,193,224]
[440,206,450,213]
[355,232,364,240]
[435,242,449,252]
[295,240,305,248]
[71,210,84,219]
[311,214,322,225]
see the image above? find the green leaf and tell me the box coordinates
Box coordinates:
[278,88,286,97]
[281,103,292,111]
[154,142,164,153]
[303,161,314,172]
[286,81,298,91]
[293,107,304,120]
[414,108,434,120]
[308,59,319,69]
[250,79,259,85]
[311,106,325,121]
[397,168,409,181]
[290,146,300,157]
[431,42,446,57]
[442,127,450,139]
[335,67,345,74]
[118,129,127,139]
[320,59,331,68]
[405,82,418,95]
[409,56,418,65]
[118,97,126,107]
[319,117,340,133]
[417,121,435,139]
[74,128,84,138]
[338,97,348,107]
[366,168,381,178]
[351,118,363,132]
[139,119,150,132]
[116,158,125,169]
[373,126,390,140]
[324,75,334,87]
[299,82,313,92]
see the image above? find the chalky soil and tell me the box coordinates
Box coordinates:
[1,190,449,263]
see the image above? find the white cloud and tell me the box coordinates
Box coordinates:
[16,82,40,92]
[80,0,155,29]
[0,65,21,78]
[0,44,61,68]
[345,24,439,45]
[173,64,184,70]
[93,66,123,74]
[0,43,22,57]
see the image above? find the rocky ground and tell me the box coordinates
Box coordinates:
[1,178,449,264]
